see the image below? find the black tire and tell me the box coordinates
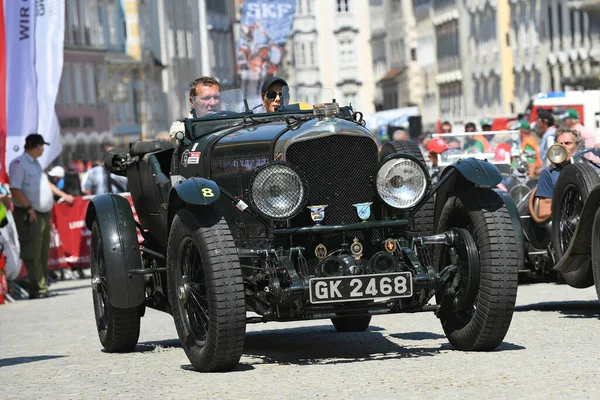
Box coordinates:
[379,140,435,236]
[167,207,246,372]
[591,209,600,301]
[435,187,518,351]
[552,163,600,288]
[331,315,372,332]
[90,222,141,352]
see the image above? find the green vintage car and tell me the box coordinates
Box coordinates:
[86,87,519,372]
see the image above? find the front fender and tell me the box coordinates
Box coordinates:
[554,185,600,273]
[443,157,503,188]
[171,177,221,205]
[85,194,145,309]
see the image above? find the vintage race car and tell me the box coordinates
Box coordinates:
[85,88,519,372]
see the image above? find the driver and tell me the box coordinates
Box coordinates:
[534,128,582,220]
[260,76,288,112]
[169,76,222,140]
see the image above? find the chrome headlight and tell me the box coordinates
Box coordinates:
[376,155,429,209]
[547,143,567,165]
[249,163,307,220]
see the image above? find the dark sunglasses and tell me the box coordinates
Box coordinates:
[265,90,283,100]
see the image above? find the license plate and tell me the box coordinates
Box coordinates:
[309,272,413,304]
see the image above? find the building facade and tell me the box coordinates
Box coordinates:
[282,0,376,114]
[414,0,439,130]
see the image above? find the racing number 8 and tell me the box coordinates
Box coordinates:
[202,188,214,197]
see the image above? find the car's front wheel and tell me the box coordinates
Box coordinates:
[591,209,600,301]
[435,187,518,351]
[167,207,246,372]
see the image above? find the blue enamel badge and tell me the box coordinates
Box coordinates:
[353,202,373,221]
[308,205,327,224]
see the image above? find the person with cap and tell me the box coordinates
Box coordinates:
[533,109,557,173]
[260,76,289,112]
[169,76,222,140]
[517,120,542,177]
[8,134,75,299]
[559,108,594,149]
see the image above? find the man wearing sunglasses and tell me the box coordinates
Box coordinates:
[169,76,221,140]
[260,76,288,112]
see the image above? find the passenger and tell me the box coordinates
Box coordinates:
[534,128,581,220]
[260,76,289,112]
[463,122,490,153]
[169,76,222,140]
[518,120,542,177]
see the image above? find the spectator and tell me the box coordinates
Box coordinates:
[440,121,460,149]
[84,143,128,195]
[392,128,409,141]
[534,109,557,172]
[518,120,542,177]
[63,169,84,196]
[8,134,74,299]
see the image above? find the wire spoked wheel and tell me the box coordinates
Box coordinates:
[558,185,583,254]
[90,222,140,352]
[167,207,246,372]
[174,237,210,346]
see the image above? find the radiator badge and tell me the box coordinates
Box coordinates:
[384,238,397,254]
[350,238,363,260]
[308,205,327,225]
[353,202,373,221]
[181,149,190,167]
[315,244,327,260]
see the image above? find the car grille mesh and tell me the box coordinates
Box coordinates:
[285,134,381,275]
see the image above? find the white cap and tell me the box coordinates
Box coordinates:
[48,166,65,178]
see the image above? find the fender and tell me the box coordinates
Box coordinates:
[167,177,221,235]
[554,186,600,273]
[493,188,525,270]
[433,158,503,230]
[444,157,503,188]
[85,194,145,309]
[171,177,221,205]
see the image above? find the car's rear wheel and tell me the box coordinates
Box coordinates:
[435,187,518,351]
[552,163,600,288]
[167,207,246,372]
[331,315,371,332]
[90,222,140,352]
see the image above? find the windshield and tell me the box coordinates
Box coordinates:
[191,89,247,118]
[434,130,522,173]
[252,86,335,113]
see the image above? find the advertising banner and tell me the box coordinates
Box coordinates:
[3,0,38,170]
[237,0,296,106]
[35,0,65,168]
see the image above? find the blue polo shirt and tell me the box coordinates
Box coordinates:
[536,166,561,199]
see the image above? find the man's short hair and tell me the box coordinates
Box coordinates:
[189,76,221,99]
[465,122,476,131]
[537,109,555,126]
[555,128,583,145]
[442,121,452,127]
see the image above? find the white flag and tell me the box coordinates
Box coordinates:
[35,0,65,167]
[4,0,38,168]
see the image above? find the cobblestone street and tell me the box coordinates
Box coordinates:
[1,278,599,399]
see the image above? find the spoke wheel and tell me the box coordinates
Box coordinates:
[90,222,140,352]
[167,207,246,372]
[552,163,600,288]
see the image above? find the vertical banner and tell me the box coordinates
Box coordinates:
[4,0,38,170]
[237,0,296,106]
[35,0,65,168]
[0,0,6,182]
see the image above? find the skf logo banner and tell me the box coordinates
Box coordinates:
[237,0,296,104]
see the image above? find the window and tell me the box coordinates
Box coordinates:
[295,41,306,66]
[410,48,416,61]
[297,0,303,14]
[306,0,312,14]
[85,64,96,106]
[391,0,402,13]
[339,39,354,66]
[95,65,107,106]
[73,64,84,106]
[309,42,316,66]
[337,0,349,12]
[61,64,73,107]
